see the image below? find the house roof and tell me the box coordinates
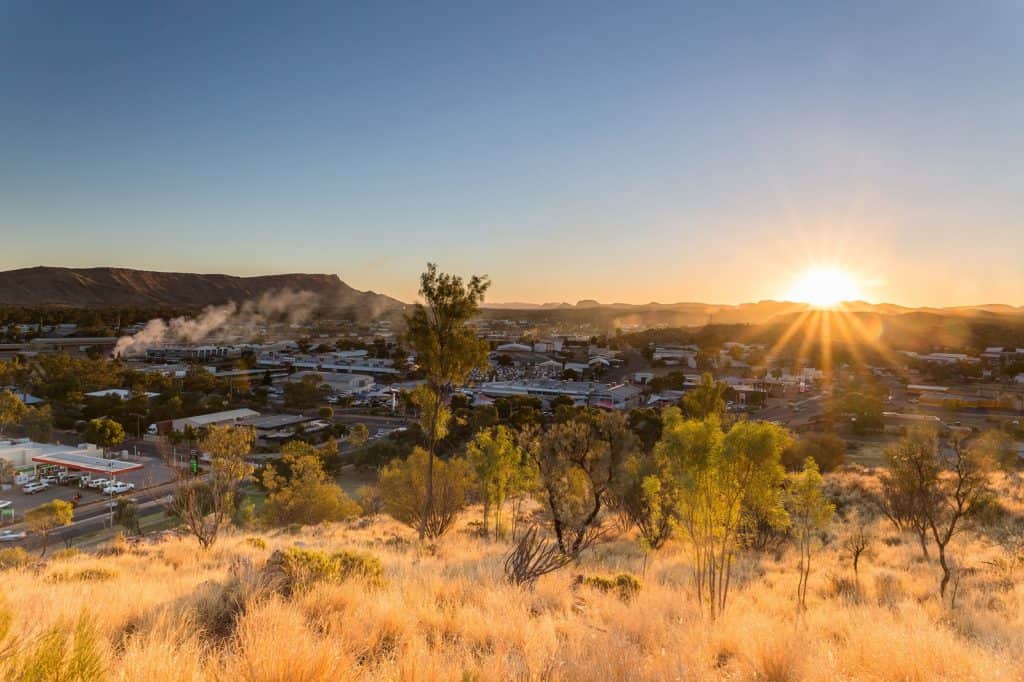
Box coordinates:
[178,408,260,427]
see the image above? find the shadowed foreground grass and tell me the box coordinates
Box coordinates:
[0,470,1022,681]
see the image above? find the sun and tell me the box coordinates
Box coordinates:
[786,267,862,308]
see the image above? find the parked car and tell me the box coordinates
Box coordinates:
[102,482,135,495]
[39,475,59,486]
[85,478,109,489]
[0,530,26,542]
[22,481,49,494]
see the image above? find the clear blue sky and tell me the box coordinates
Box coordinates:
[2,1,1021,306]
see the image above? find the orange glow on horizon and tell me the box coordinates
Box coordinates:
[786,267,863,308]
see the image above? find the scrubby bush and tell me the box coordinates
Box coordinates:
[262,547,385,596]
[378,448,472,539]
[0,547,31,570]
[825,573,864,605]
[355,485,384,516]
[261,442,361,526]
[46,568,117,583]
[782,432,846,472]
[262,548,338,596]
[332,549,385,586]
[244,537,267,550]
[574,573,642,602]
[95,532,129,557]
[233,497,257,529]
[874,573,905,610]
[192,560,260,640]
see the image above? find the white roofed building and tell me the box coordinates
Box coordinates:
[172,409,260,433]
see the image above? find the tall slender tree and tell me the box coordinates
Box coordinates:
[172,425,254,549]
[466,425,523,539]
[404,264,490,540]
[786,457,834,612]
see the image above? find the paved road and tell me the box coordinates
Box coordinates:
[7,481,178,552]
[755,393,825,427]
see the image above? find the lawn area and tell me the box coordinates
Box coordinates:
[72,510,179,549]
[336,466,378,496]
[844,434,896,467]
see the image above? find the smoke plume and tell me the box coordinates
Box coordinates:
[113,289,319,357]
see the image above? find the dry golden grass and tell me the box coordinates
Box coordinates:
[1,470,1022,681]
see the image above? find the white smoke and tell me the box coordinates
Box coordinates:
[113,288,320,357]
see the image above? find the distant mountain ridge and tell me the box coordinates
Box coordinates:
[1,266,1019,328]
[480,298,1023,329]
[0,266,404,318]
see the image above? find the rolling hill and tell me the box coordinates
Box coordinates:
[0,266,404,318]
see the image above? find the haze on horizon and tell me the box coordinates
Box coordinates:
[2,2,1021,308]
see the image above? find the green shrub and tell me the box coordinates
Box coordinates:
[244,537,267,550]
[0,547,31,570]
[575,573,642,602]
[332,549,384,585]
[234,498,257,529]
[262,548,338,595]
[46,567,118,583]
[262,547,385,595]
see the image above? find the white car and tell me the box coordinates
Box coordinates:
[0,530,26,542]
[39,475,59,485]
[86,478,110,489]
[102,482,135,495]
[22,481,49,494]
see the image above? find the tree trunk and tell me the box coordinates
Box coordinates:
[481,499,490,540]
[937,543,951,599]
[419,396,441,541]
[917,529,930,561]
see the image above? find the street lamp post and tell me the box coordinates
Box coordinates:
[107,461,116,528]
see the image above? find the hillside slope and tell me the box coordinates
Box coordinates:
[0,471,1019,680]
[0,266,404,316]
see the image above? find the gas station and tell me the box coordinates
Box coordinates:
[30,450,143,480]
[0,440,147,523]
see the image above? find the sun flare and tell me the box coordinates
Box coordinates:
[786,267,862,308]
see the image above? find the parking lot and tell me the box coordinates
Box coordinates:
[0,455,177,521]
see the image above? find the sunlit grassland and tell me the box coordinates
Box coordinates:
[0,468,1022,681]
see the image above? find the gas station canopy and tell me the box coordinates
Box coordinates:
[31,452,143,476]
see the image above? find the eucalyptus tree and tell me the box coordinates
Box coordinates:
[404,264,490,540]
